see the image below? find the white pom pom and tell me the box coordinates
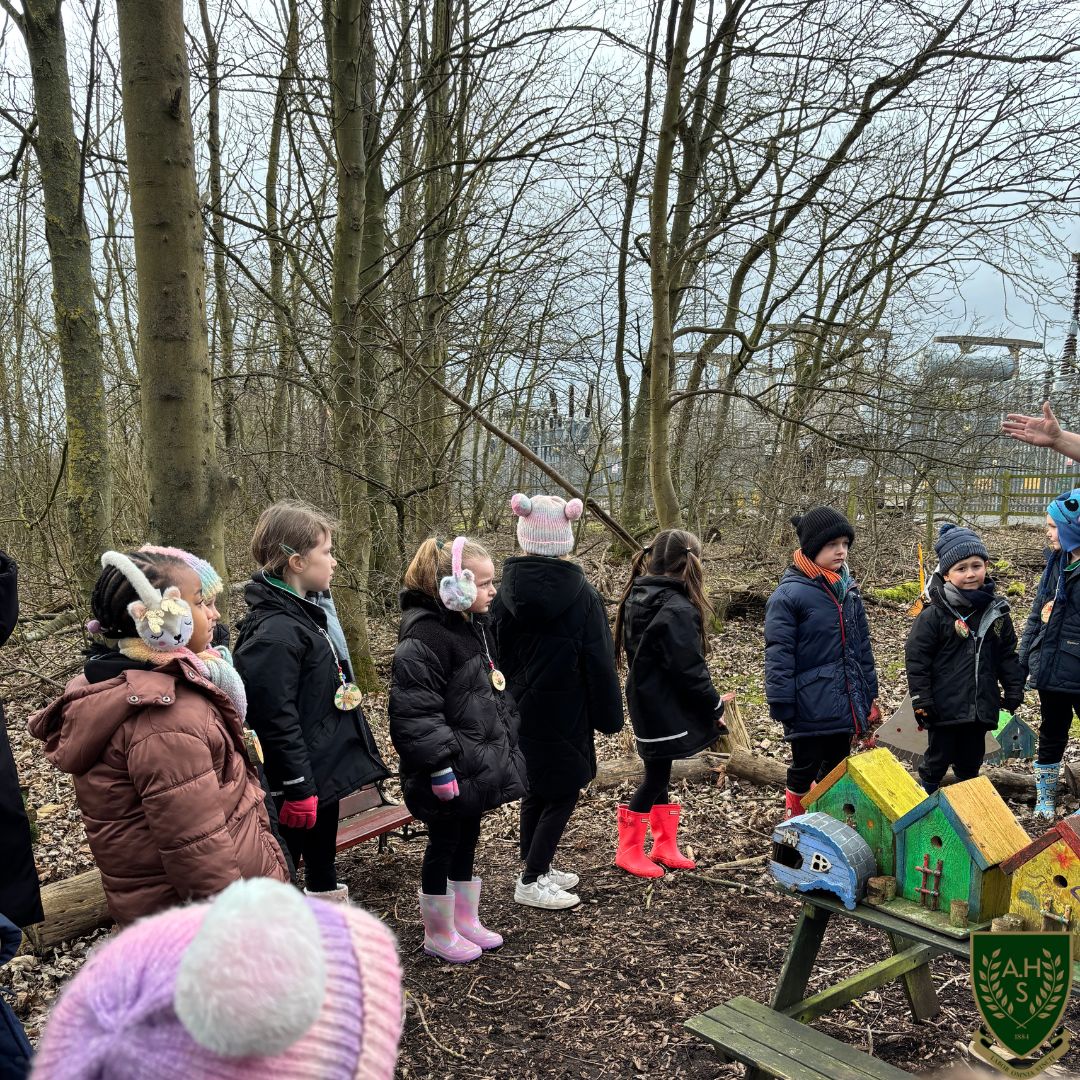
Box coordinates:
[174,879,326,1057]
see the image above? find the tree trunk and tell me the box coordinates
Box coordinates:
[115,0,226,571]
[21,0,112,594]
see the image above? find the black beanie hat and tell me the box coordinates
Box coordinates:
[791,506,855,561]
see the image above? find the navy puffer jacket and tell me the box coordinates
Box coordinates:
[1029,552,1080,695]
[1019,550,1060,687]
[764,567,878,740]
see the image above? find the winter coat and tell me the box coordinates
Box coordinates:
[491,557,623,799]
[1019,550,1060,688]
[0,552,42,930]
[389,590,527,822]
[27,652,289,927]
[0,914,31,1080]
[620,576,723,761]
[1024,552,1080,696]
[764,566,879,740]
[905,574,1024,728]
[233,575,388,805]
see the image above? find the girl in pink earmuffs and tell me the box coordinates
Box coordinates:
[388,536,528,964]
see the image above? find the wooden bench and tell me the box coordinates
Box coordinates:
[335,784,418,854]
[685,995,913,1080]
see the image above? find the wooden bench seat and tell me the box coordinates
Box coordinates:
[335,785,416,853]
[685,995,913,1080]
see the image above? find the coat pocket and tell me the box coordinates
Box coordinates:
[794,664,832,722]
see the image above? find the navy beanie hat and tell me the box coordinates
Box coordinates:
[791,506,855,561]
[934,522,989,574]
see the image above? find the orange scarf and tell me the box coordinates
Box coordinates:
[793,548,842,586]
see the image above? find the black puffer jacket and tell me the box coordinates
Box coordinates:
[233,574,388,804]
[621,576,723,761]
[389,590,527,821]
[491,557,623,799]
[1027,552,1080,695]
[905,573,1024,728]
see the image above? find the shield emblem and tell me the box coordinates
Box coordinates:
[970,932,1071,1058]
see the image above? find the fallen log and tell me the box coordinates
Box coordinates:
[592,752,720,791]
[725,749,1046,804]
[23,868,112,954]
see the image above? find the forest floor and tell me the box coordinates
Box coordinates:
[5,520,1080,1078]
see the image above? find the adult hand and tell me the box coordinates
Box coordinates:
[279,795,319,829]
[1002,401,1061,447]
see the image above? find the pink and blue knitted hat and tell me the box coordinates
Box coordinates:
[31,878,403,1080]
[510,492,583,556]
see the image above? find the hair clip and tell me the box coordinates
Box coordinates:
[435,539,445,551]
[279,543,298,557]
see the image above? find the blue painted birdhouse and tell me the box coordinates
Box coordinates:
[769,812,877,910]
[984,712,1037,766]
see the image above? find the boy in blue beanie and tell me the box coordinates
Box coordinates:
[906,523,1024,792]
[1021,491,1080,817]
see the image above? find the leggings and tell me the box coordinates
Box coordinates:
[421,814,483,894]
[520,792,579,876]
[787,733,851,793]
[628,759,672,813]
[1037,690,1080,765]
[275,797,340,893]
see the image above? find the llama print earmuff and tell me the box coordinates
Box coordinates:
[438,536,478,612]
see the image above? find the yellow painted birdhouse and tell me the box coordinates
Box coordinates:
[1002,817,1080,952]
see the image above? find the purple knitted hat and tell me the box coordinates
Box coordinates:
[511,492,583,556]
[31,878,402,1080]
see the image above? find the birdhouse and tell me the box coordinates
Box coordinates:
[876,694,1001,768]
[1002,818,1080,951]
[805,747,926,877]
[769,812,877,910]
[984,711,1037,766]
[893,777,1029,924]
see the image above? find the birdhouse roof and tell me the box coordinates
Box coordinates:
[893,776,1029,871]
[1001,817,1080,875]
[808,747,925,820]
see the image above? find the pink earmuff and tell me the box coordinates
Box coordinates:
[438,536,478,611]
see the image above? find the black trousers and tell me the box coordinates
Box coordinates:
[520,791,579,876]
[1037,690,1080,765]
[628,758,673,813]
[918,724,985,792]
[275,797,340,893]
[787,733,851,793]
[421,814,483,894]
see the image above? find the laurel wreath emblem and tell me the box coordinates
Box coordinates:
[976,948,1068,1029]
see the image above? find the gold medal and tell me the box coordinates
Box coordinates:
[242,726,264,766]
[334,681,363,711]
[490,668,506,692]
[954,617,970,638]
[1042,600,1055,624]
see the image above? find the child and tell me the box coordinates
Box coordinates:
[1021,492,1080,817]
[28,550,288,926]
[30,877,403,1080]
[613,528,732,878]
[1,913,31,1080]
[389,536,527,962]
[492,493,624,909]
[765,507,880,818]
[906,523,1024,793]
[234,501,388,902]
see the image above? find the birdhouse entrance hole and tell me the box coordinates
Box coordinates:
[1054,875,1068,889]
[930,835,943,848]
[771,842,803,870]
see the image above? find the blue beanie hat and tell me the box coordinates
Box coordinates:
[1048,490,1080,554]
[934,523,989,574]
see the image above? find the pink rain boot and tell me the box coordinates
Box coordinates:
[418,891,482,963]
[448,877,503,950]
[648,804,696,870]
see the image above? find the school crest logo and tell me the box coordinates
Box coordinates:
[969,932,1071,1078]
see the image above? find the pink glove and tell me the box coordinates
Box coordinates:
[431,769,459,802]
[279,795,319,829]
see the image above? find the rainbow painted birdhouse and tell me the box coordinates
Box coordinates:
[805,747,925,877]
[893,777,1029,924]
[1002,818,1080,946]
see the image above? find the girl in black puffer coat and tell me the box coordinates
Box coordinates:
[492,493,624,911]
[614,529,733,880]
[390,537,527,964]
[906,524,1024,794]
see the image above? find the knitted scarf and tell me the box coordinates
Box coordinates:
[117,639,247,723]
[793,549,850,600]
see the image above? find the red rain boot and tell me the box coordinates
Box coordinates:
[648,804,696,870]
[614,805,664,878]
[784,789,809,819]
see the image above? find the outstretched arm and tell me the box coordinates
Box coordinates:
[1003,401,1080,462]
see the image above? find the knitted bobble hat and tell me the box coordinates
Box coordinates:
[1047,490,1080,555]
[31,878,403,1080]
[511,492,583,556]
[790,506,855,561]
[934,522,989,575]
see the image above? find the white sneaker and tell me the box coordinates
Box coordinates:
[543,866,579,891]
[514,874,580,910]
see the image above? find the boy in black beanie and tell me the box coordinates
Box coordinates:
[765,507,880,817]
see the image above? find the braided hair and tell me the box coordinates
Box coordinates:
[614,529,712,661]
[89,550,190,639]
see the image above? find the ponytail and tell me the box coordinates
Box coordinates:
[613,545,651,663]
